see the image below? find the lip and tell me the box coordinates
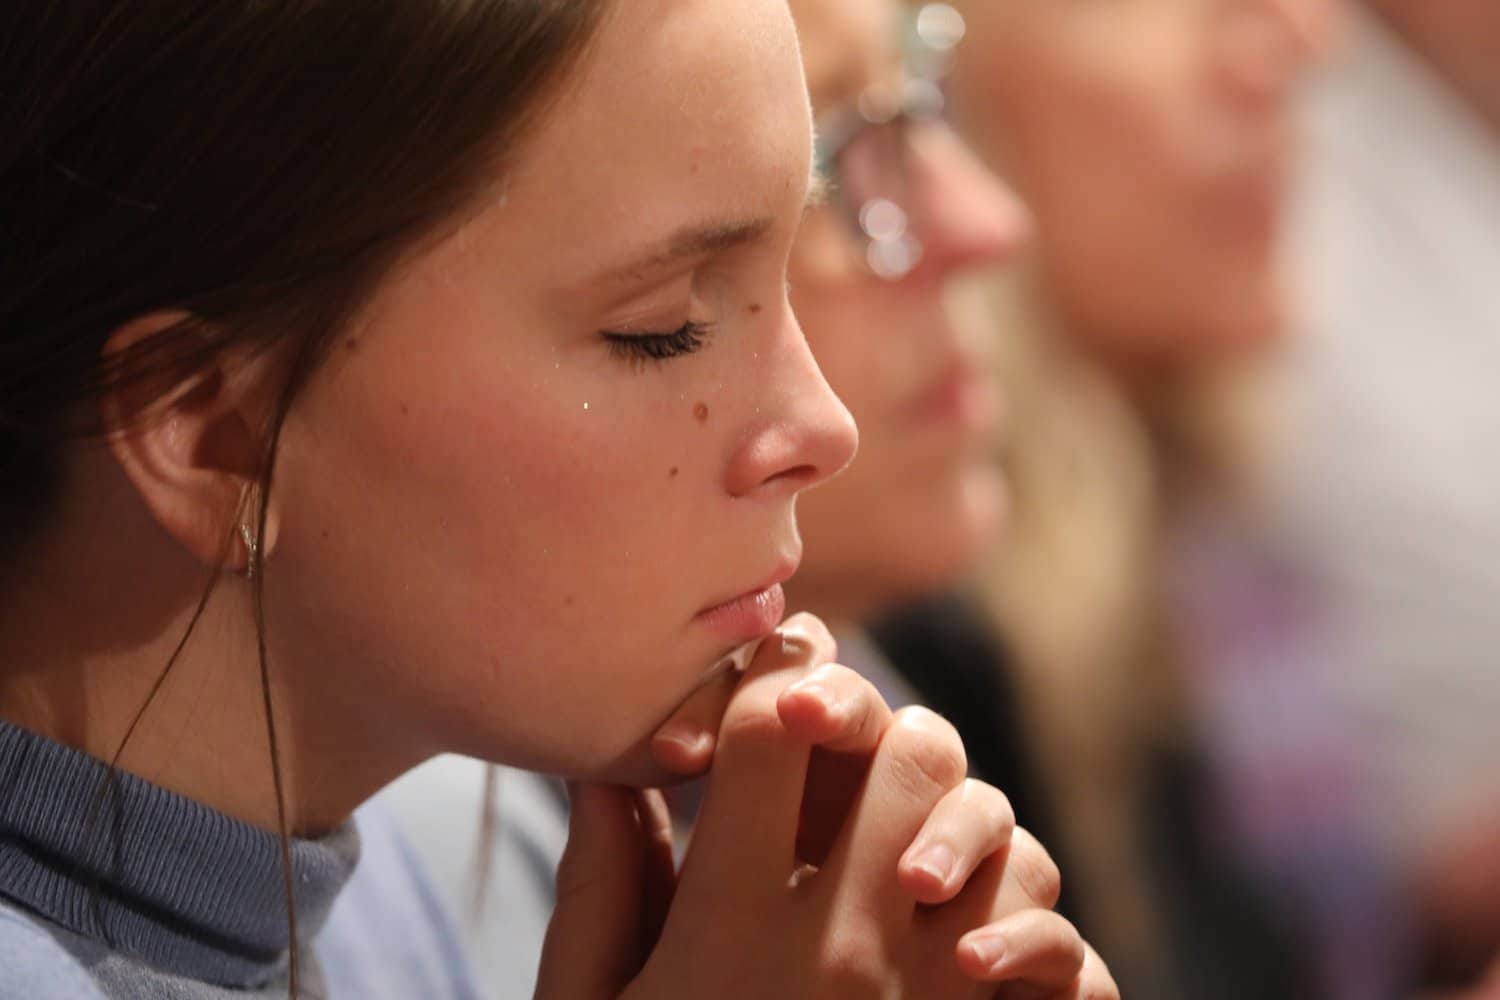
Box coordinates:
[694,559,798,643]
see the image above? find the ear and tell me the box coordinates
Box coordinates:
[102,312,281,572]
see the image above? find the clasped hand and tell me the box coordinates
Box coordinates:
[537,614,1119,999]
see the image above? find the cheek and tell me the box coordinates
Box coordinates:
[272,345,728,764]
[361,382,696,634]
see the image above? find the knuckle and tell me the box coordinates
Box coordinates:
[1010,826,1062,908]
[885,707,968,794]
[805,661,858,690]
[820,927,883,983]
[963,779,1016,838]
[819,665,883,715]
[844,674,885,728]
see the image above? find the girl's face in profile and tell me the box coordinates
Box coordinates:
[262,0,857,784]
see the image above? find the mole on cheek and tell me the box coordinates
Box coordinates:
[747,303,763,315]
[669,466,680,478]
[693,402,709,423]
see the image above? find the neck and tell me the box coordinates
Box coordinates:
[0,459,421,837]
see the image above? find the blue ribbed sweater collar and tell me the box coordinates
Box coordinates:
[0,717,359,988]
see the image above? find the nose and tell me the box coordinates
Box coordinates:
[1214,0,1341,108]
[724,305,859,500]
[909,124,1032,283]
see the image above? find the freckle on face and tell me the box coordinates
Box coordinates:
[669,466,680,478]
[694,402,709,423]
[748,303,763,315]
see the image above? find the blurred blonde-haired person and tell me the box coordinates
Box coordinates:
[947,0,1340,996]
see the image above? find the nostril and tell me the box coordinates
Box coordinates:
[766,464,820,490]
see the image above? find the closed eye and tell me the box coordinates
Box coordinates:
[602,320,715,369]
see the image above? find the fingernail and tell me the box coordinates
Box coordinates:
[962,930,1008,973]
[653,723,711,756]
[907,842,956,886]
[777,630,814,658]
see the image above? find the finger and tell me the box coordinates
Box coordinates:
[779,662,897,868]
[898,778,1015,904]
[677,615,838,889]
[1003,826,1063,911]
[954,908,1086,990]
[913,825,1062,941]
[819,706,968,913]
[535,782,649,999]
[650,658,741,776]
[997,944,1118,1000]
[1067,944,1121,1000]
[650,614,837,776]
[635,788,678,954]
[777,662,894,753]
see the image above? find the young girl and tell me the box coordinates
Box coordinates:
[0,1,1109,997]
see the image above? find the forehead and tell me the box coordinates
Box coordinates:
[484,0,813,282]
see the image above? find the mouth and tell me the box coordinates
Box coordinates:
[694,558,798,644]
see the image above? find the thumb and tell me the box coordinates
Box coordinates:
[534,782,648,999]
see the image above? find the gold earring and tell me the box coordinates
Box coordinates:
[240,520,258,580]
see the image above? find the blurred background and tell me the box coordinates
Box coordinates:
[934,0,1500,996]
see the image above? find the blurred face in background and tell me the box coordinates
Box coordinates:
[949,0,1338,370]
[785,0,1030,621]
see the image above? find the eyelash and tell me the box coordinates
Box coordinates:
[602,320,714,368]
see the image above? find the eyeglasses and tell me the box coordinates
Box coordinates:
[812,3,969,281]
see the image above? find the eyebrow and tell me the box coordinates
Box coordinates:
[599,180,827,285]
[600,218,774,284]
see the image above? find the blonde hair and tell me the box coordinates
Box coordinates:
[978,259,1278,987]
[980,266,1172,971]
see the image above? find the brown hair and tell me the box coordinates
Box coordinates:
[0,0,607,991]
